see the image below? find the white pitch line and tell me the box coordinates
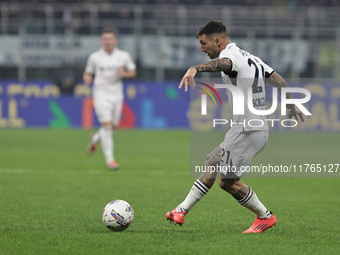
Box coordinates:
[0,169,24,174]
[0,168,103,175]
[0,168,188,176]
[147,170,188,176]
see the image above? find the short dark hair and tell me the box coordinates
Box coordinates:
[101,27,117,36]
[196,21,228,38]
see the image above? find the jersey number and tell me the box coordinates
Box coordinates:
[221,148,233,167]
[248,58,265,94]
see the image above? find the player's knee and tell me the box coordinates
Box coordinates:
[205,154,219,168]
[204,153,212,165]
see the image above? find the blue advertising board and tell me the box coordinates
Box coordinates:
[0,80,339,131]
[0,80,190,129]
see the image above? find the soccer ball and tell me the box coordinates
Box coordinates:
[102,200,134,231]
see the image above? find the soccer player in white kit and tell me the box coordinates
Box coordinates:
[83,28,136,170]
[166,21,305,233]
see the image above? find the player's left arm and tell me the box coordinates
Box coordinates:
[118,53,137,79]
[179,58,232,92]
[267,71,304,122]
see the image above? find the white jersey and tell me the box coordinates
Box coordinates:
[220,43,274,133]
[85,48,136,100]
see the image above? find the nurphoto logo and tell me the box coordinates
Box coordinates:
[199,83,312,128]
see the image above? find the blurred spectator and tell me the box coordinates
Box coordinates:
[72,12,82,34]
[55,65,79,95]
[20,13,35,34]
[0,0,339,5]
[63,8,72,27]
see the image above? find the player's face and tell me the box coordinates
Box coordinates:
[198,34,220,59]
[101,32,117,53]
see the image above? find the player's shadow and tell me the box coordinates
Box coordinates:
[90,228,193,234]
[129,229,192,234]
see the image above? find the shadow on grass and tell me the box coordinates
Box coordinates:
[91,228,193,234]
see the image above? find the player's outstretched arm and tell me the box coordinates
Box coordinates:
[267,71,305,122]
[192,58,232,73]
[178,58,232,92]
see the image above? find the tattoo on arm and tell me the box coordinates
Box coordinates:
[193,58,232,74]
[267,71,289,90]
[231,188,248,200]
[267,71,294,109]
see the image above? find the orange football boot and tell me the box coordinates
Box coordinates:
[107,160,119,170]
[243,213,277,233]
[166,209,186,226]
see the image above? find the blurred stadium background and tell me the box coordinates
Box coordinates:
[1,2,339,254]
[0,0,339,130]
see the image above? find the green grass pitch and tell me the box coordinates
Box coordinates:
[0,129,339,255]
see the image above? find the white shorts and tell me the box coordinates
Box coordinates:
[93,89,123,126]
[219,130,268,178]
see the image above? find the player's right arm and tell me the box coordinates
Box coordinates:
[178,58,232,92]
[83,72,93,86]
[84,53,95,86]
[267,71,304,122]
